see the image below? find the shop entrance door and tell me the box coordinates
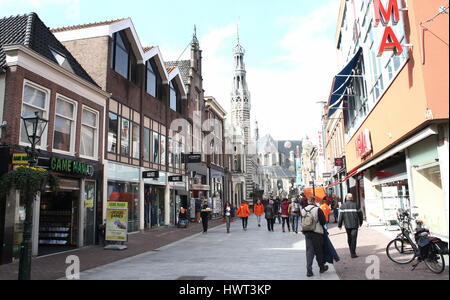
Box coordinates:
[39,188,80,256]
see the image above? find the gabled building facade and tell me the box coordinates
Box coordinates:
[0,13,109,263]
[326,0,448,238]
[52,18,188,230]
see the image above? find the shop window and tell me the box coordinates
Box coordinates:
[107,181,140,233]
[20,83,49,148]
[53,96,77,154]
[80,108,98,159]
[120,118,131,157]
[108,113,119,153]
[131,122,140,159]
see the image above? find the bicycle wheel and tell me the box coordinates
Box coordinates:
[386,238,416,265]
[424,252,446,274]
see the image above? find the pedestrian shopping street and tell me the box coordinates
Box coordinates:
[77,216,339,280]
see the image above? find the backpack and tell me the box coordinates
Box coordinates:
[301,207,317,232]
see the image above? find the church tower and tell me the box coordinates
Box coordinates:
[230,30,256,203]
[231,34,251,146]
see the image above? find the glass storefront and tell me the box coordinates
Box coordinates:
[144,185,165,228]
[107,181,140,233]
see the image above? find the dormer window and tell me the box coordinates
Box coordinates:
[169,81,181,113]
[146,59,161,98]
[50,47,74,73]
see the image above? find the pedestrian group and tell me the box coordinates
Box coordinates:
[196,192,364,278]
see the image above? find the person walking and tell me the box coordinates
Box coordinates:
[265,200,276,232]
[280,198,291,233]
[320,199,332,225]
[338,193,364,258]
[254,200,265,228]
[274,198,282,224]
[301,197,328,277]
[200,200,212,234]
[289,198,301,234]
[331,194,340,224]
[300,193,309,209]
[237,200,251,231]
[223,201,235,234]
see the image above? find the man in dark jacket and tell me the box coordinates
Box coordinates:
[265,200,276,232]
[338,193,364,258]
[301,197,328,277]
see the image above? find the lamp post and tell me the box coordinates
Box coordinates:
[19,111,48,280]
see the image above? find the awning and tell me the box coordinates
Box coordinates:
[328,48,363,117]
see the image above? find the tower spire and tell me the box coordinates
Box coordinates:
[192,24,199,45]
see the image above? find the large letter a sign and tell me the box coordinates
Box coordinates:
[374,0,404,57]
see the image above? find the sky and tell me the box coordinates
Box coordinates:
[0,0,340,142]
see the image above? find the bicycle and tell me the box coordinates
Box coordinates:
[386,209,448,274]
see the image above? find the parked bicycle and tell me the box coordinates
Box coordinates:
[386,209,449,274]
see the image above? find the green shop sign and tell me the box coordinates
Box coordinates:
[50,157,94,177]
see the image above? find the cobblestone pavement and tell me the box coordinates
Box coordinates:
[77,216,339,280]
[0,219,223,280]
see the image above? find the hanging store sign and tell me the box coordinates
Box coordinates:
[355,129,373,159]
[183,153,202,164]
[169,175,184,183]
[12,153,29,165]
[374,0,404,57]
[335,157,345,169]
[143,171,159,179]
[50,157,95,177]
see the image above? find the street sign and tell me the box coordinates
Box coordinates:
[183,153,202,164]
[169,175,183,182]
[143,171,159,179]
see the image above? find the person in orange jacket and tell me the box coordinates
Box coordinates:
[320,199,332,225]
[254,200,265,228]
[237,200,252,231]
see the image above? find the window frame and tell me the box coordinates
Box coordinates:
[107,112,119,154]
[112,31,132,80]
[19,80,51,150]
[120,117,131,157]
[131,121,140,160]
[169,81,181,113]
[80,106,99,160]
[52,94,78,155]
[146,59,161,99]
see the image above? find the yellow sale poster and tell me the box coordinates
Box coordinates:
[106,202,128,242]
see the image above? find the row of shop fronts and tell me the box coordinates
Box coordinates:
[0,148,228,264]
[324,0,449,239]
[328,125,449,238]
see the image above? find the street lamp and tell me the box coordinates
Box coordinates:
[19,111,48,280]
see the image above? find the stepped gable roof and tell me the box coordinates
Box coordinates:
[0,13,98,86]
[165,60,190,85]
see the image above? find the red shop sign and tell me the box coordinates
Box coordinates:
[355,129,372,159]
[374,0,404,57]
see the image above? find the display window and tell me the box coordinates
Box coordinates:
[107,181,140,232]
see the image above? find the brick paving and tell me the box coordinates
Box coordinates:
[327,223,449,280]
[0,219,223,280]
